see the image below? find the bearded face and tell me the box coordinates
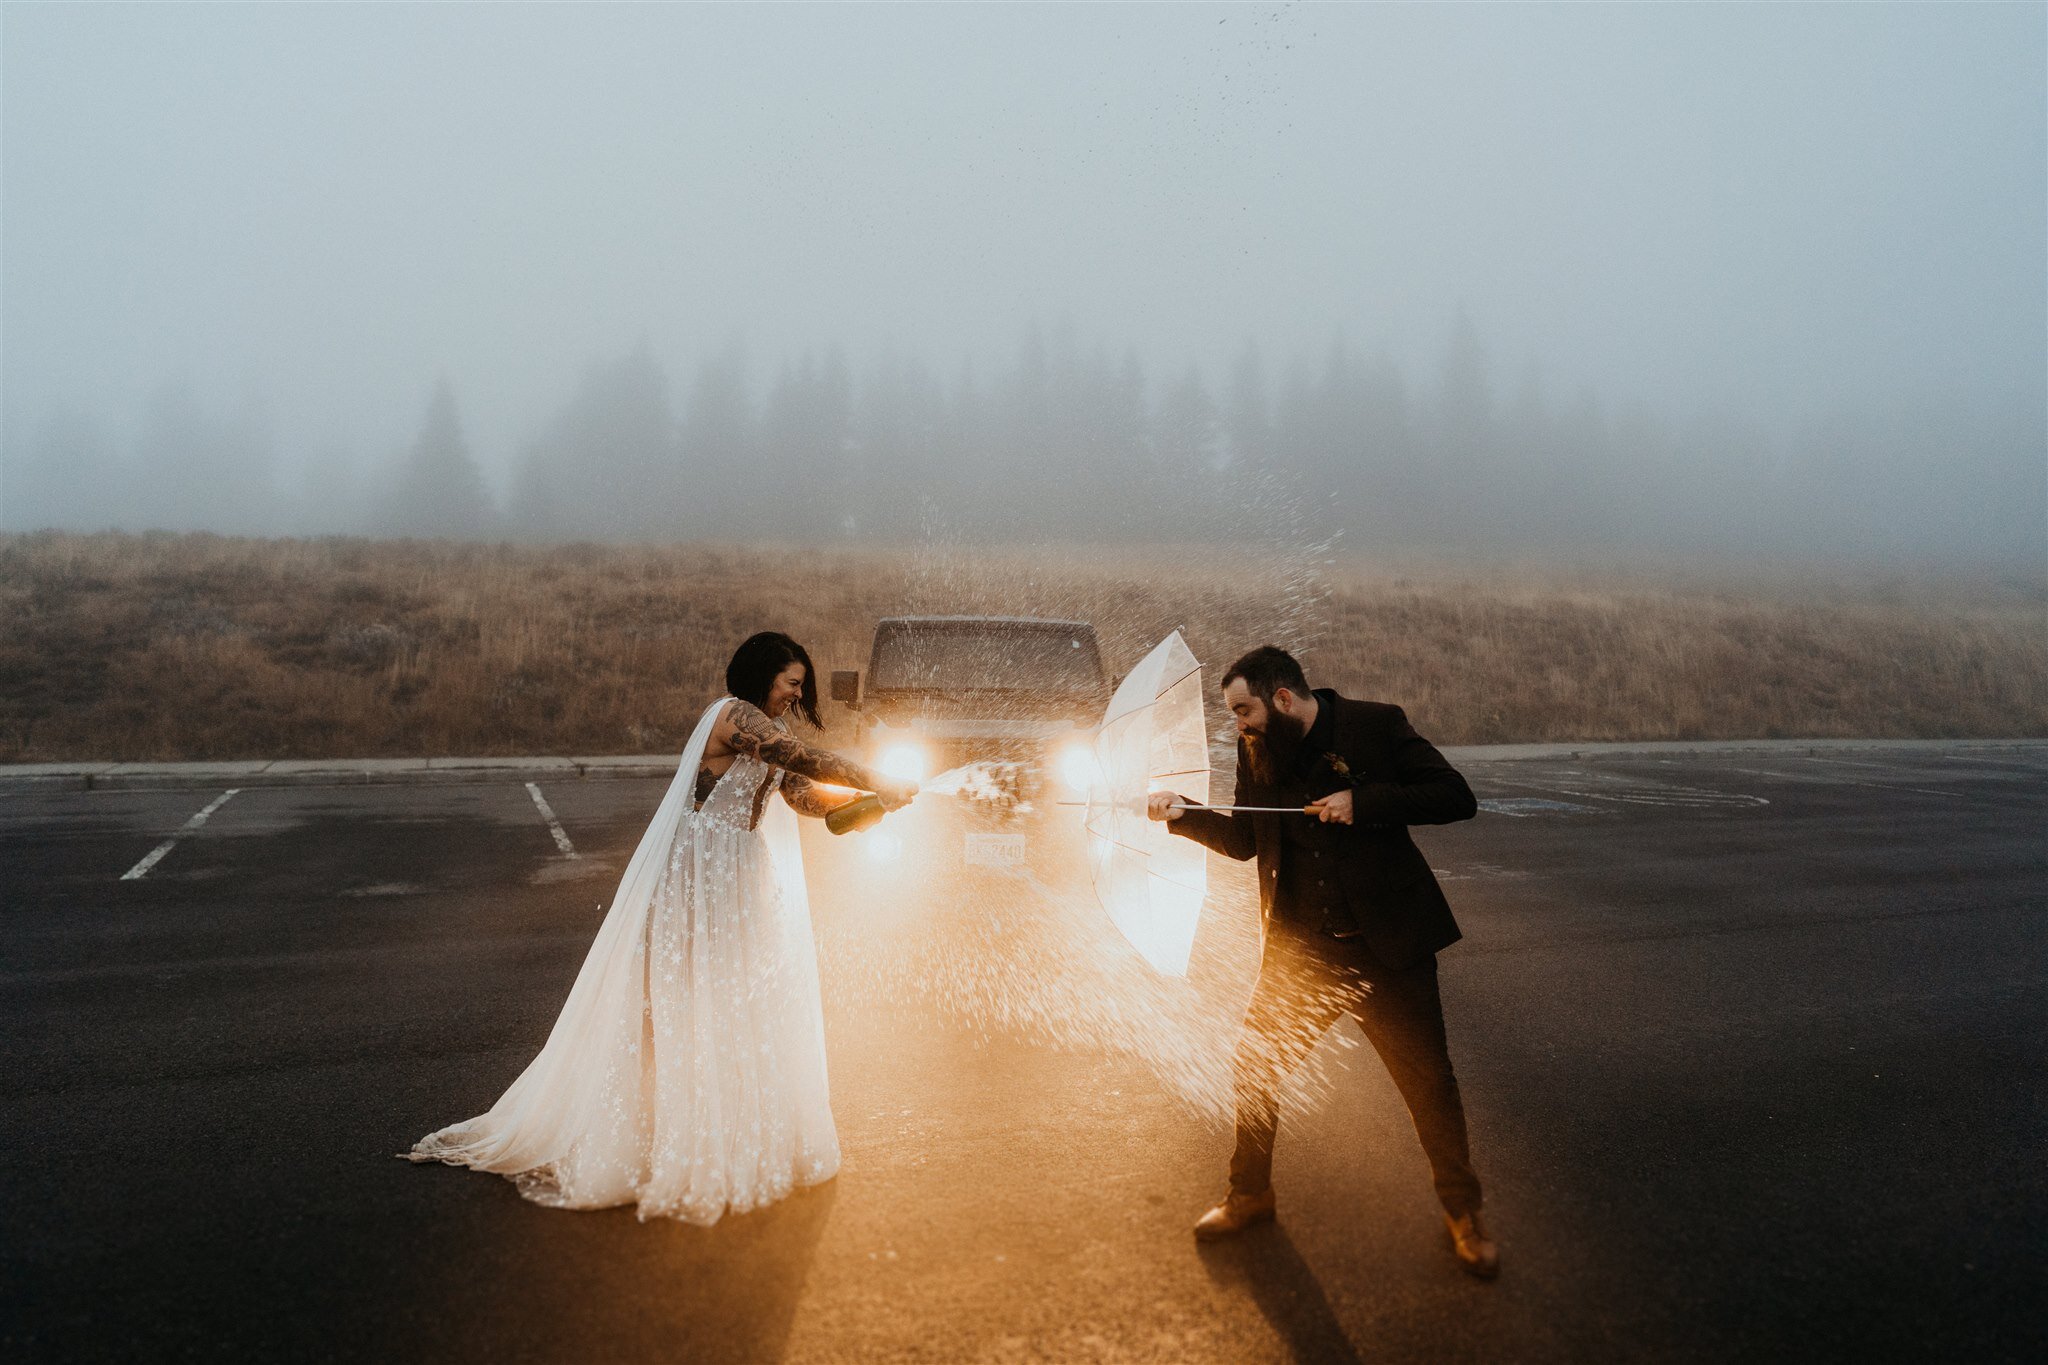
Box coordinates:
[1242,699,1309,787]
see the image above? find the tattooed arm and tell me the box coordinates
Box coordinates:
[723,700,912,815]
[778,772,854,818]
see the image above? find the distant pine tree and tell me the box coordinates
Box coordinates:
[386,379,492,538]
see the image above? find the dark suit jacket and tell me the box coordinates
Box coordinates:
[1170,694,1477,971]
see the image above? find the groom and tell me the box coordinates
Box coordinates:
[1147,645,1499,1278]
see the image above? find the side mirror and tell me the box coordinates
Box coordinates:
[830,670,861,706]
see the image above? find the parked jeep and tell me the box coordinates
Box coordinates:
[830,616,1108,835]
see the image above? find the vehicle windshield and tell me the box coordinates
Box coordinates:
[869,622,1104,694]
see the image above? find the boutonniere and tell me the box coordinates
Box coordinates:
[1322,751,1360,786]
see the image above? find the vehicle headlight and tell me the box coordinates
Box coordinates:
[878,741,930,784]
[1057,742,1101,794]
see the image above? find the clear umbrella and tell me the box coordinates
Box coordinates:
[1083,631,1212,976]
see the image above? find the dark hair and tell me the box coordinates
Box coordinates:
[726,631,823,728]
[1221,645,1310,705]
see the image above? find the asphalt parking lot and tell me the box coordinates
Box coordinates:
[3,742,2043,1363]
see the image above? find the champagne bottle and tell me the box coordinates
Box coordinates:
[826,792,887,836]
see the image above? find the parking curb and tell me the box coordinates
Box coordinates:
[0,757,681,793]
[1439,736,2048,764]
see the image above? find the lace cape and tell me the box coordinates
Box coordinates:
[406,695,811,1178]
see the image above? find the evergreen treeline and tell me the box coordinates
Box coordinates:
[3,321,2040,566]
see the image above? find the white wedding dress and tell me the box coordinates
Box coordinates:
[407,697,839,1223]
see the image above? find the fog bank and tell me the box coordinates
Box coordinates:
[3,4,2041,568]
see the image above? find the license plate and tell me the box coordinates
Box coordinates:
[963,831,1026,868]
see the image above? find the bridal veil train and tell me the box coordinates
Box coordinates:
[406,695,840,1224]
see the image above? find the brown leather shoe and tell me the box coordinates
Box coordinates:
[1194,1188,1277,1240]
[1445,1210,1500,1279]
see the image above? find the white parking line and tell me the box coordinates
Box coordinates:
[1478,797,1603,817]
[1794,755,1969,796]
[1728,766,1963,798]
[526,782,579,859]
[120,789,241,881]
[1939,753,2048,770]
[1512,772,1769,808]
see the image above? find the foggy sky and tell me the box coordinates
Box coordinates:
[2,2,2042,552]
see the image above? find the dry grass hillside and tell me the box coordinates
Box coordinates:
[1,531,2042,762]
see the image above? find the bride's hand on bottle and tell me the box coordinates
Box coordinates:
[878,779,918,811]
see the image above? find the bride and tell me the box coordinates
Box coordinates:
[406,631,915,1224]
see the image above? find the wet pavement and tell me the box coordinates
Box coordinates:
[3,743,2043,1363]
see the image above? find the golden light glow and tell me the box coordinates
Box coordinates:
[878,742,930,784]
[865,831,904,863]
[1057,743,1101,794]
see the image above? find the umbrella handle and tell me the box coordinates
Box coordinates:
[1054,800,1317,814]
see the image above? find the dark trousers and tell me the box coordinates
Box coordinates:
[1229,921,1483,1217]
